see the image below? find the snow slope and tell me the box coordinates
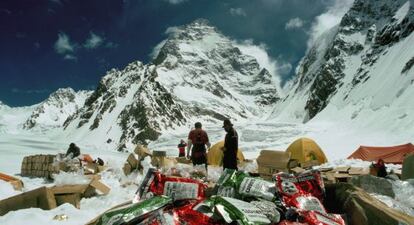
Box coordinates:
[270,0,414,157]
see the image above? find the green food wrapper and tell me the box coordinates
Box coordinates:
[216,169,275,201]
[210,196,271,225]
[216,169,238,197]
[250,200,281,223]
[97,196,172,225]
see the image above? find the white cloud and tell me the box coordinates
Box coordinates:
[84,32,104,49]
[234,40,287,89]
[164,0,187,4]
[64,54,77,61]
[165,26,180,35]
[230,8,247,17]
[285,17,304,30]
[11,88,49,94]
[105,42,118,48]
[149,39,167,59]
[308,0,354,47]
[54,32,76,54]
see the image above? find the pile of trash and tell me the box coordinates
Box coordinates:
[88,168,346,225]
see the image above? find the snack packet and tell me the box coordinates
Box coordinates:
[136,168,206,201]
[97,196,172,225]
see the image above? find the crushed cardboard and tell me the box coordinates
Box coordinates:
[0,186,57,216]
[0,175,111,214]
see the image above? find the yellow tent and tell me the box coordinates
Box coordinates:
[207,141,245,166]
[286,137,328,164]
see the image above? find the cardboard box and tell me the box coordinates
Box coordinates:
[0,186,57,216]
[257,150,291,180]
[348,167,369,175]
[334,173,352,183]
[84,163,99,174]
[55,193,81,209]
[127,153,138,169]
[90,179,110,195]
[134,145,152,158]
[300,160,320,168]
[290,167,306,174]
[122,163,132,175]
[51,184,90,195]
[176,157,192,164]
[334,166,351,173]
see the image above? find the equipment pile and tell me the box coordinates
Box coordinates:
[89,167,347,225]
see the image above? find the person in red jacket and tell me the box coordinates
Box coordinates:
[187,122,211,166]
[177,139,187,157]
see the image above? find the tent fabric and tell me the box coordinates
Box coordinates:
[347,143,414,164]
[286,137,328,164]
[207,140,245,166]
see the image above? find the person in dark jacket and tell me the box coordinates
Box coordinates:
[376,159,388,177]
[66,143,80,159]
[222,119,238,170]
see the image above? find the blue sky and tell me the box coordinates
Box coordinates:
[0,0,351,106]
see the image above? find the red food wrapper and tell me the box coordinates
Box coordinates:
[278,221,308,225]
[136,168,207,202]
[299,210,345,225]
[275,170,325,202]
[171,200,218,225]
[138,200,217,225]
[279,195,345,225]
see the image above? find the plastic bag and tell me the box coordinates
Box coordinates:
[97,196,172,225]
[275,170,325,202]
[136,168,206,202]
[210,196,271,225]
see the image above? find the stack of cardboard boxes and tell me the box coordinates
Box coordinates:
[21,154,61,179]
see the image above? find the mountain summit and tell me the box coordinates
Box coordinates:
[61,19,281,150]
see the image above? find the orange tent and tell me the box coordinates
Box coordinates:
[347,143,414,164]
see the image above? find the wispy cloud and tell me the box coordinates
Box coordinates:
[307,0,354,47]
[234,39,288,90]
[149,39,167,59]
[164,0,187,4]
[84,32,104,49]
[54,32,76,54]
[285,17,304,30]
[230,8,247,17]
[63,54,77,61]
[12,88,50,94]
[105,41,118,49]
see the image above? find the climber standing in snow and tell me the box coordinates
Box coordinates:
[187,122,211,167]
[65,143,80,159]
[222,119,238,170]
[177,139,187,157]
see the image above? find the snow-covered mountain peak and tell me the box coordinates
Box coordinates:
[60,19,281,151]
[23,88,92,130]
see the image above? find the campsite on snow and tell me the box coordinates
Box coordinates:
[1,0,414,224]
